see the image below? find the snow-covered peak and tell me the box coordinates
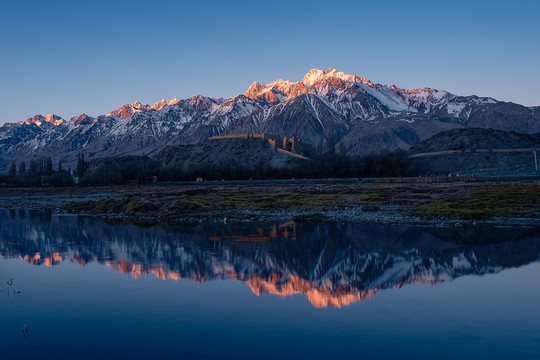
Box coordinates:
[151,98,180,111]
[25,114,64,127]
[68,113,95,127]
[242,69,488,113]
[44,114,65,126]
[402,88,450,103]
[70,113,91,122]
[268,78,293,88]
[301,68,369,87]
[247,81,262,90]
[244,77,309,101]
[0,122,19,128]
[301,69,326,86]
[107,101,151,119]
[244,82,263,98]
[130,101,148,110]
[244,68,381,102]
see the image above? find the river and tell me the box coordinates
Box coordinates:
[1,209,540,359]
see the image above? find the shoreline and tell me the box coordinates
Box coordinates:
[1,181,540,227]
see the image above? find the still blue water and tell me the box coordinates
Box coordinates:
[1,209,540,359]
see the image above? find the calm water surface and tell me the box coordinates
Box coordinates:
[1,209,540,359]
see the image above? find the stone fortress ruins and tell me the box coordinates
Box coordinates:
[208,134,313,159]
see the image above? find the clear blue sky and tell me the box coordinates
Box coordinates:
[1,0,539,124]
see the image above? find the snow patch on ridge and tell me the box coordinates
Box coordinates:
[447,103,466,115]
[360,84,415,112]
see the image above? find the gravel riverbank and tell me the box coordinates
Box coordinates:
[1,182,540,227]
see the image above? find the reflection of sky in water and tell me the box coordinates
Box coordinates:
[1,210,540,359]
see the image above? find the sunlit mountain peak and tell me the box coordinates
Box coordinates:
[301,68,373,87]
[107,101,151,119]
[243,68,375,101]
[24,114,64,127]
[151,98,180,111]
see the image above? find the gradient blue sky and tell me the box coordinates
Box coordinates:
[1,0,538,125]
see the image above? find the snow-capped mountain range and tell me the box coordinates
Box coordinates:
[1,68,538,170]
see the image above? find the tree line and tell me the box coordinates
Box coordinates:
[79,148,414,184]
[1,157,73,186]
[155,149,414,182]
[1,148,415,186]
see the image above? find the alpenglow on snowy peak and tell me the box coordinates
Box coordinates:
[0,68,538,171]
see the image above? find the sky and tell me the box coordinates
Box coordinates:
[0,0,539,125]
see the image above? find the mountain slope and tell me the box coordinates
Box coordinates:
[153,136,313,174]
[410,128,540,175]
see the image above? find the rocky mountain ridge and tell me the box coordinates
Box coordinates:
[1,68,538,171]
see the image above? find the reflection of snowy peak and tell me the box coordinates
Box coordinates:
[1,68,539,171]
[1,212,539,308]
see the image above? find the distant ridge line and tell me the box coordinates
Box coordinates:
[411,147,540,158]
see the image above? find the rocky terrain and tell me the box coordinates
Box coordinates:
[154,136,314,173]
[412,128,540,152]
[1,69,538,172]
[1,181,540,226]
[410,128,540,175]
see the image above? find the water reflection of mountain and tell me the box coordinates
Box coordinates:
[1,209,539,308]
